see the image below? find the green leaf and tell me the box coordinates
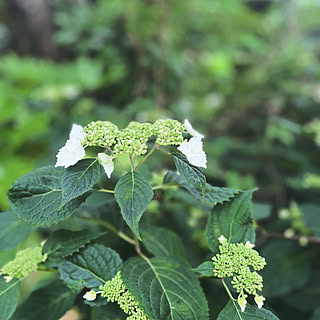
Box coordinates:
[62,159,102,201]
[0,278,20,320]
[114,171,153,239]
[10,279,76,320]
[164,170,238,206]
[206,190,256,254]
[122,256,209,320]
[252,203,271,220]
[260,239,311,297]
[217,300,279,320]
[43,229,106,257]
[300,204,320,237]
[172,153,206,195]
[193,261,214,278]
[7,166,90,227]
[0,211,34,250]
[91,303,126,320]
[311,307,320,320]
[141,225,186,259]
[58,244,122,292]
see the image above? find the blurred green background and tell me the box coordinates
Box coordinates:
[1,0,320,319]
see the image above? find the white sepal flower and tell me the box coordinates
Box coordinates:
[254,295,265,309]
[218,235,227,245]
[177,137,207,168]
[245,241,255,249]
[4,275,13,283]
[55,124,86,168]
[83,290,97,301]
[98,153,114,178]
[237,295,247,312]
[184,119,205,139]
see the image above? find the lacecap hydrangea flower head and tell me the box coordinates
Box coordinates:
[55,119,207,176]
[212,235,267,312]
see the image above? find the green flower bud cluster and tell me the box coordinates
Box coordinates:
[212,238,266,298]
[113,122,154,157]
[100,272,149,320]
[153,119,185,146]
[0,246,47,282]
[84,121,119,148]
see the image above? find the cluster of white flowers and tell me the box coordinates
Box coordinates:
[55,119,207,177]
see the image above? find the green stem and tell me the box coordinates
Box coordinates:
[152,184,178,191]
[75,217,135,245]
[135,144,158,170]
[96,188,115,194]
[130,155,136,171]
[221,278,235,300]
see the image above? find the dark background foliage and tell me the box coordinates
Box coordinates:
[0,1,320,319]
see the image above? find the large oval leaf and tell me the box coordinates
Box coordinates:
[58,244,122,292]
[122,256,209,320]
[7,166,90,226]
[0,278,20,320]
[114,171,153,239]
[206,190,256,254]
[217,300,279,320]
[11,279,76,320]
[62,159,102,201]
[0,211,34,250]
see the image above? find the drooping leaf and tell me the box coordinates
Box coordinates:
[10,279,76,320]
[62,159,102,201]
[0,211,34,250]
[58,244,122,292]
[172,153,206,195]
[193,261,214,278]
[114,171,153,239]
[260,239,311,297]
[0,278,20,320]
[164,170,238,206]
[217,300,279,320]
[7,166,90,226]
[141,225,186,259]
[122,256,209,320]
[206,190,256,254]
[43,229,106,257]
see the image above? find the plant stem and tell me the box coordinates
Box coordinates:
[221,278,235,300]
[152,184,177,191]
[96,188,115,194]
[130,155,136,171]
[135,144,158,170]
[75,217,135,245]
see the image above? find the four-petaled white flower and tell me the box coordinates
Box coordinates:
[254,295,265,309]
[98,153,114,178]
[218,235,227,245]
[237,295,247,312]
[245,241,255,249]
[184,119,205,139]
[83,290,97,301]
[177,137,207,168]
[55,124,86,168]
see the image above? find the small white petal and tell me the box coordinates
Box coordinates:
[184,119,205,139]
[245,241,255,249]
[70,124,86,142]
[4,276,13,283]
[218,235,227,245]
[237,295,247,312]
[254,295,265,309]
[55,139,85,168]
[98,153,114,178]
[177,137,207,168]
[83,290,97,301]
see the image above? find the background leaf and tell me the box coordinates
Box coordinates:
[122,256,209,320]
[114,171,153,239]
[62,159,102,201]
[141,225,186,259]
[206,190,256,254]
[193,261,215,278]
[7,166,90,226]
[0,211,34,250]
[11,279,76,320]
[58,244,122,292]
[0,278,20,320]
[217,300,279,320]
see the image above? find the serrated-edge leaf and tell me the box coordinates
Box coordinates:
[122,256,209,320]
[114,171,153,239]
[62,159,102,201]
[193,261,214,278]
[206,190,256,254]
[0,278,21,320]
[217,300,279,320]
